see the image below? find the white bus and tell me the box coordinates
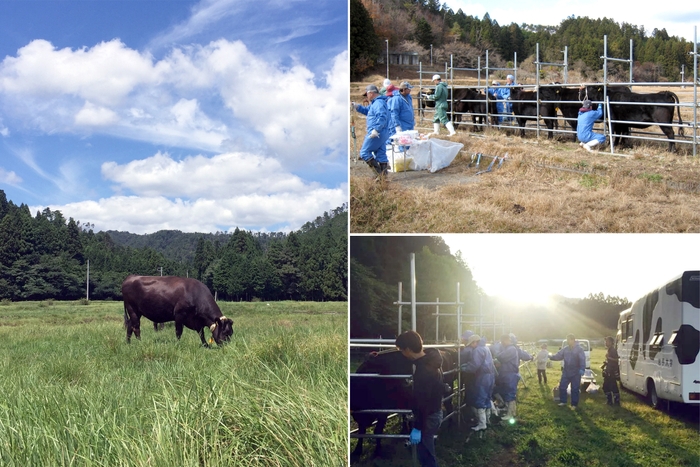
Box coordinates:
[616,271,700,408]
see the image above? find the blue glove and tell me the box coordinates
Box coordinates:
[410,428,421,445]
[579,369,585,376]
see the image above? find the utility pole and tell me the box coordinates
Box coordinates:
[385,39,389,79]
[86,260,89,301]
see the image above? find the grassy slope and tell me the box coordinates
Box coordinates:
[352,348,700,467]
[0,300,347,467]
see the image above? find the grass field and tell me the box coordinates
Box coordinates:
[0,300,347,467]
[350,76,700,233]
[351,348,700,467]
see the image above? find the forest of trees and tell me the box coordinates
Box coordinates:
[350,235,631,341]
[0,190,347,302]
[352,0,696,82]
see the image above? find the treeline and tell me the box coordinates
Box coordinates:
[352,0,695,82]
[350,235,482,338]
[0,190,347,302]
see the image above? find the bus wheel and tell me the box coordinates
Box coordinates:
[647,380,660,409]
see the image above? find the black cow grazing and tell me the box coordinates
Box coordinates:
[584,85,684,151]
[452,88,498,131]
[122,275,233,347]
[539,85,583,140]
[350,347,458,461]
[510,88,558,138]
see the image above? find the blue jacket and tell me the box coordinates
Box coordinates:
[388,93,415,132]
[357,95,390,137]
[461,341,496,409]
[550,343,586,378]
[496,344,519,375]
[577,107,606,144]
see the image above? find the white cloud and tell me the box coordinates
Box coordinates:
[32,185,347,234]
[0,39,160,107]
[0,38,348,166]
[101,151,314,198]
[0,126,8,137]
[74,102,119,126]
[0,167,22,185]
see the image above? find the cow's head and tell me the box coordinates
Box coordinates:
[209,316,234,345]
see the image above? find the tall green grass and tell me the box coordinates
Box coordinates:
[0,300,347,466]
[352,348,699,466]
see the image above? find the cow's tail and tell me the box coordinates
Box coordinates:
[672,92,685,137]
[123,303,130,330]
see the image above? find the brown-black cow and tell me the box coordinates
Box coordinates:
[510,88,558,138]
[122,275,233,347]
[583,85,684,152]
[453,88,498,131]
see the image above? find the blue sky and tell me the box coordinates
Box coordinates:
[451,0,700,42]
[0,0,348,234]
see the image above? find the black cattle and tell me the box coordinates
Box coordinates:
[452,88,498,131]
[510,88,558,138]
[122,275,233,347]
[584,85,684,151]
[539,85,583,140]
[350,347,458,460]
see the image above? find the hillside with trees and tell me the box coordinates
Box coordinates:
[351,0,695,82]
[0,190,347,302]
[350,235,631,341]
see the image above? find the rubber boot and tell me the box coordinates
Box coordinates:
[471,408,487,431]
[378,163,389,177]
[584,140,600,152]
[613,393,620,406]
[432,123,440,135]
[606,392,613,406]
[502,400,516,420]
[365,158,382,174]
[446,121,456,136]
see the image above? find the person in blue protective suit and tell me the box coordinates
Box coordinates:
[494,334,521,421]
[396,330,443,467]
[488,76,515,124]
[461,334,496,431]
[387,81,416,148]
[510,333,533,365]
[389,82,415,133]
[430,75,456,136]
[549,333,586,410]
[352,84,391,177]
[577,98,606,152]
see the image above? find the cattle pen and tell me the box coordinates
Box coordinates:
[416,29,700,156]
[350,253,524,466]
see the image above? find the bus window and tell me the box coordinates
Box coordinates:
[668,331,678,346]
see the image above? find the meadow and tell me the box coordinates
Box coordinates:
[351,347,700,466]
[350,76,700,233]
[0,300,348,467]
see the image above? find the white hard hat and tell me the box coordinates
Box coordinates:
[383,79,392,87]
[432,74,441,81]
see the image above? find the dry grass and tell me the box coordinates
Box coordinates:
[350,127,700,232]
[351,74,700,233]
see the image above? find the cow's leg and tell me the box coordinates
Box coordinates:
[131,316,141,340]
[198,328,211,348]
[175,321,184,340]
[350,424,366,461]
[373,415,388,457]
[660,125,676,152]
